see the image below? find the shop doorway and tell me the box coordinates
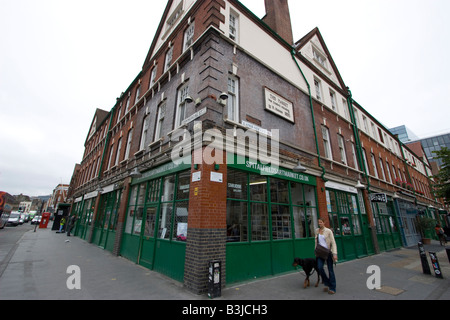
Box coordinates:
[326,189,369,260]
[121,170,190,283]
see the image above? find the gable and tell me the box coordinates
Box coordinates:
[296,28,346,90]
[144,0,197,68]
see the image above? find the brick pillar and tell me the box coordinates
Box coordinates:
[361,189,380,254]
[184,147,227,294]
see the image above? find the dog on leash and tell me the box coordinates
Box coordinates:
[292,258,321,289]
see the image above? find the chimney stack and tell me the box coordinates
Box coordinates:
[263,0,294,45]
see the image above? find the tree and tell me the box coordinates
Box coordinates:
[432,147,450,204]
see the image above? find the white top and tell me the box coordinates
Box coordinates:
[318,234,328,249]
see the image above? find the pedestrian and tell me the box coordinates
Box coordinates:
[315,218,338,294]
[58,216,66,233]
[435,224,447,246]
[66,215,78,237]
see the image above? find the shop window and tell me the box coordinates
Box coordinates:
[250,174,267,202]
[144,207,157,238]
[270,177,289,204]
[176,171,190,200]
[226,169,318,242]
[158,202,173,239]
[133,183,146,235]
[227,169,248,200]
[227,200,248,242]
[271,204,291,239]
[125,185,139,234]
[251,202,269,241]
[174,201,189,240]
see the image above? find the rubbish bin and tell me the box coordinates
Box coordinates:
[208,260,221,299]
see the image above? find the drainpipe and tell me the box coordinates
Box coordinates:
[347,88,381,253]
[290,49,327,182]
[346,88,370,191]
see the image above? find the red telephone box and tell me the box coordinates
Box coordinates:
[39,212,51,229]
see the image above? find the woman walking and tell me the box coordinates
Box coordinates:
[315,218,338,294]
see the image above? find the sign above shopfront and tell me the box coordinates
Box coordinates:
[227,153,316,186]
[370,193,388,203]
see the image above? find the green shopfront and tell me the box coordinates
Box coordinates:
[325,182,373,260]
[120,159,191,282]
[225,155,318,284]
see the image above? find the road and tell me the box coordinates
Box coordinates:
[0,223,35,278]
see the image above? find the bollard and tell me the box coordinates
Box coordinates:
[418,242,431,275]
[446,248,450,264]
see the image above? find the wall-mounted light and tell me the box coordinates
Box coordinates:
[293,160,307,173]
[355,180,365,189]
[129,167,142,179]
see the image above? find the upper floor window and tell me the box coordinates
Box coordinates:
[114,138,122,167]
[149,66,157,89]
[321,126,332,160]
[125,96,131,114]
[314,79,322,101]
[134,86,141,105]
[337,134,347,165]
[165,46,173,73]
[229,12,239,42]
[175,83,189,128]
[329,90,337,111]
[124,129,133,160]
[155,103,166,141]
[227,75,239,122]
[313,48,328,69]
[139,116,149,151]
[183,22,195,51]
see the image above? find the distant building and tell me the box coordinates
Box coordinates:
[389,125,419,143]
[419,132,450,169]
[46,184,69,213]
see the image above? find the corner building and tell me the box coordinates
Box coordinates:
[68,0,445,294]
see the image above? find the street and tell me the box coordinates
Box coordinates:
[0,225,449,301]
[0,223,35,279]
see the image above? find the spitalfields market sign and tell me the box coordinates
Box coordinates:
[227,154,316,186]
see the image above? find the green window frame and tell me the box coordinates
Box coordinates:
[226,168,318,243]
[124,170,190,241]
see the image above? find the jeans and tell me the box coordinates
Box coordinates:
[317,254,336,292]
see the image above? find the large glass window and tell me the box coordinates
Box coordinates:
[226,168,318,243]
[124,171,190,241]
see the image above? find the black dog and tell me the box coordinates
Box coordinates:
[292,258,321,289]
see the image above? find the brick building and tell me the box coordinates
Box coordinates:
[68,0,446,294]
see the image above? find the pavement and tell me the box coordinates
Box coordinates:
[0,226,449,301]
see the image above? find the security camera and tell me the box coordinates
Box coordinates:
[219,92,229,101]
[184,96,194,104]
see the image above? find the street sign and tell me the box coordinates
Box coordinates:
[370,193,388,203]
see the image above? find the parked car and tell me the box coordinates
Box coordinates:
[7,212,21,227]
[31,215,41,225]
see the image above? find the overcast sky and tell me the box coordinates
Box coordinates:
[1,0,449,196]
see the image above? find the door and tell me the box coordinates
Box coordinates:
[138,205,158,269]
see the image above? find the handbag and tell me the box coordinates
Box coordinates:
[315,235,331,260]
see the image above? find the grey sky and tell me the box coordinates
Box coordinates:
[1,0,449,196]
